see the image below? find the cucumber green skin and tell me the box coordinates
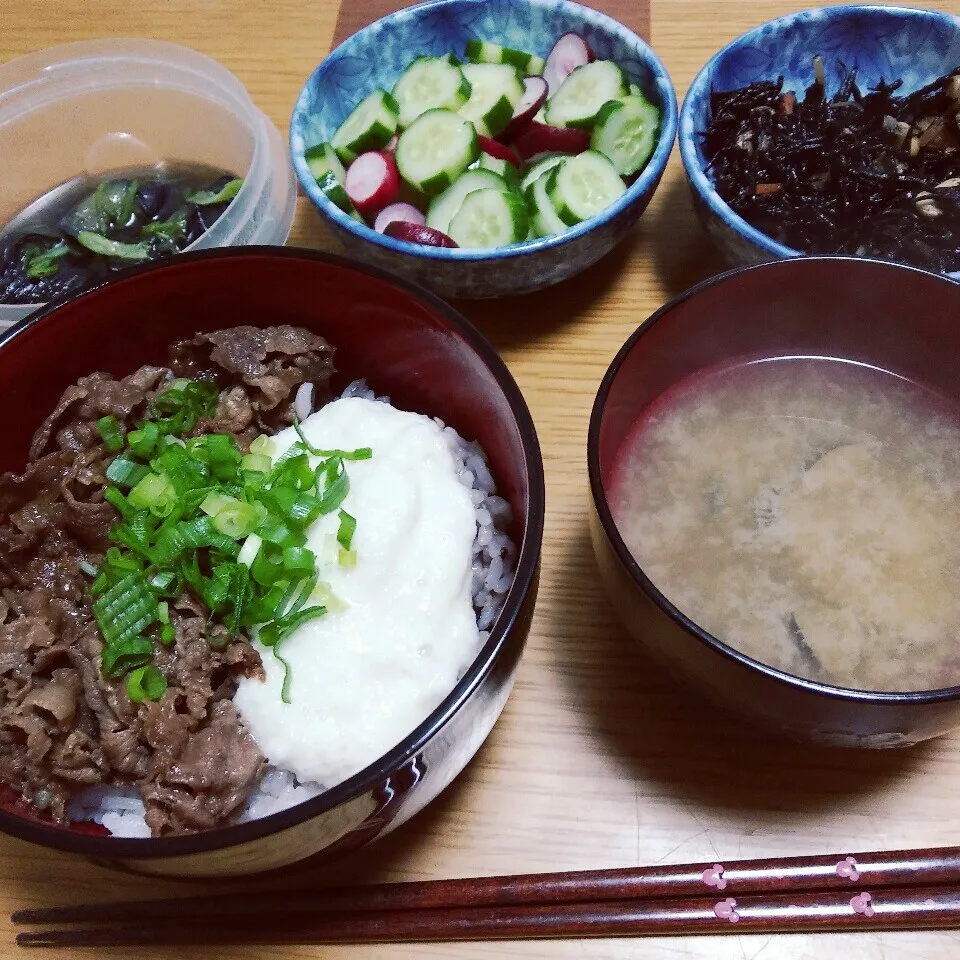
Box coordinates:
[395,109,480,197]
[392,57,472,129]
[459,63,524,138]
[315,171,364,222]
[520,154,566,196]
[305,142,347,186]
[464,39,545,75]
[426,169,511,234]
[590,95,661,176]
[546,150,626,226]
[543,61,629,130]
[331,90,400,163]
[529,171,569,238]
[447,188,529,249]
[476,153,520,187]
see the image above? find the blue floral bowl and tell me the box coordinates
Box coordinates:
[679,5,960,271]
[291,0,677,299]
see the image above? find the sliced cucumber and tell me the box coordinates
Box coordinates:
[392,56,472,129]
[458,63,524,138]
[629,82,642,97]
[304,142,346,185]
[426,169,511,234]
[315,171,365,222]
[529,169,569,237]
[543,60,629,130]
[475,152,520,186]
[331,89,399,164]
[464,39,546,76]
[547,150,626,225]
[590,95,661,176]
[520,153,566,196]
[447,188,529,248]
[395,108,479,196]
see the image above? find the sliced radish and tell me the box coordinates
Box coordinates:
[499,76,549,143]
[477,136,521,166]
[512,122,590,161]
[543,33,594,97]
[345,151,399,217]
[384,135,399,153]
[384,221,458,248]
[374,201,426,234]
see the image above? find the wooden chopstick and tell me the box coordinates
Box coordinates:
[15,886,960,947]
[13,843,960,927]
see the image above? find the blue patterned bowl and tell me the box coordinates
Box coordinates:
[290,0,677,299]
[679,5,960,272]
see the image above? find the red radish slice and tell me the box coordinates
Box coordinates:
[374,202,426,234]
[543,33,594,97]
[345,151,399,217]
[512,122,590,161]
[384,221,458,248]
[499,76,549,143]
[384,135,399,153]
[477,136,521,166]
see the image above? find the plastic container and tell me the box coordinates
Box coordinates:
[0,38,296,330]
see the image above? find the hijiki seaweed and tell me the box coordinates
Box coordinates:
[701,59,960,273]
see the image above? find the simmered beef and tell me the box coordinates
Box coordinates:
[0,326,334,834]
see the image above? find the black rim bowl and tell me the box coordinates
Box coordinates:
[588,256,960,717]
[0,246,545,861]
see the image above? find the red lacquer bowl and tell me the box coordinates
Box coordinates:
[588,256,960,748]
[0,248,544,877]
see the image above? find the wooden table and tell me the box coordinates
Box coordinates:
[3,1,960,957]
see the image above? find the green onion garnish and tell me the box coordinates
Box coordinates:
[127,664,168,703]
[91,384,370,703]
[336,509,356,550]
[185,178,244,206]
[97,415,125,453]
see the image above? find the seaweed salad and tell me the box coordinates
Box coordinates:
[701,60,960,273]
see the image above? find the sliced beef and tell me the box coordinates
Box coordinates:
[142,700,265,834]
[0,325,333,835]
[169,325,335,429]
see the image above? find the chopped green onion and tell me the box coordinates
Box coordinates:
[213,501,258,539]
[103,485,136,519]
[282,546,316,575]
[292,416,372,462]
[317,466,349,515]
[26,242,72,280]
[237,533,262,568]
[105,456,150,489]
[249,435,275,456]
[160,623,176,645]
[200,492,237,517]
[336,510,356,550]
[97,415,125,453]
[119,179,139,227]
[338,548,357,568]
[127,664,167,702]
[101,636,154,678]
[241,453,271,473]
[185,178,244,206]
[127,422,160,458]
[128,472,177,517]
[78,559,98,577]
[76,230,150,260]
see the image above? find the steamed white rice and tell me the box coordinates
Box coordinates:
[68,381,516,837]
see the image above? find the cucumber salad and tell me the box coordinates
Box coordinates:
[305,32,661,250]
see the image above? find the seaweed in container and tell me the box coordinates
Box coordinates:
[0,164,244,305]
[700,60,960,273]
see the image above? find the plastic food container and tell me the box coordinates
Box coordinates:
[0,38,296,330]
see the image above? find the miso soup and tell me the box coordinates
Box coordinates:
[610,356,960,692]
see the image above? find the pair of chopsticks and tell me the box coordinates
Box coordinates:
[13,844,960,947]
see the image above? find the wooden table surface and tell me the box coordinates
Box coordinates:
[4,1,960,957]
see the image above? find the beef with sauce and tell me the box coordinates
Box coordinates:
[0,325,335,834]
